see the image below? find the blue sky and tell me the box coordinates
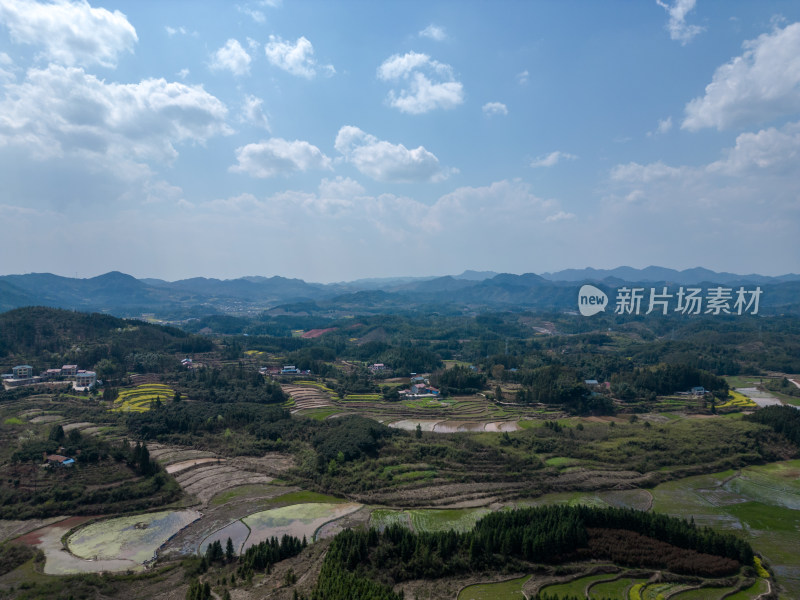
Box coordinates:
[1,0,799,282]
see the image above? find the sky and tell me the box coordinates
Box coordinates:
[0,0,799,283]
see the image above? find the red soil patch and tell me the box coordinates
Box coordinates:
[15,516,94,546]
[302,328,338,339]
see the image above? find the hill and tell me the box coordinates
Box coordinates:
[1,267,799,317]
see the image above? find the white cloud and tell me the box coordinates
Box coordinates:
[0,64,231,168]
[482,102,508,116]
[656,0,704,45]
[545,210,575,223]
[683,22,800,131]
[334,125,452,183]
[530,151,578,168]
[708,120,800,175]
[240,94,270,130]
[516,70,529,85]
[601,121,800,273]
[0,0,137,68]
[264,35,334,79]
[237,5,265,23]
[165,25,187,36]
[419,24,446,41]
[230,138,332,178]
[0,51,15,81]
[210,39,251,76]
[377,51,464,114]
[177,68,190,80]
[648,116,673,136]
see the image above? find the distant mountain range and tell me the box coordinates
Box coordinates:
[1,267,798,317]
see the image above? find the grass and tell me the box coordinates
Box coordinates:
[3,417,24,425]
[457,575,530,600]
[111,384,175,413]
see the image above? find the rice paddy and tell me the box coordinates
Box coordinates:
[242,502,362,548]
[111,384,175,412]
[458,575,530,600]
[67,509,201,564]
[369,507,492,533]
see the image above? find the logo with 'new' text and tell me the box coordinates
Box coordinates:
[578,285,608,316]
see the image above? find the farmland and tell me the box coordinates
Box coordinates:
[111,384,175,413]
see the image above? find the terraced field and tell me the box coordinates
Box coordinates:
[651,461,800,597]
[67,509,201,565]
[242,502,362,548]
[458,575,530,600]
[111,384,175,412]
[283,383,336,414]
[370,507,492,533]
[718,390,758,410]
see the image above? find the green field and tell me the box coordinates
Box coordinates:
[650,462,800,598]
[541,573,620,599]
[458,575,530,600]
[590,577,644,599]
[370,508,492,533]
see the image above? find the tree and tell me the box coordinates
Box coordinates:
[49,424,65,443]
[226,537,235,562]
[415,423,422,439]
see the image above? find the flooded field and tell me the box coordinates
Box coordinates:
[67,510,201,565]
[242,502,362,548]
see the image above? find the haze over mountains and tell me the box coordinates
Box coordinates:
[1,267,799,317]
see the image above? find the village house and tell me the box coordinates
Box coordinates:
[74,370,97,390]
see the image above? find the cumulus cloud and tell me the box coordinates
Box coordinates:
[683,22,800,131]
[240,94,270,130]
[0,0,137,68]
[656,0,704,45]
[601,121,800,273]
[419,24,446,41]
[334,125,452,183]
[708,120,800,175]
[482,102,508,116]
[210,39,251,76]
[530,151,578,168]
[0,64,231,167]
[610,120,800,207]
[264,35,334,79]
[377,51,464,114]
[230,138,332,178]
